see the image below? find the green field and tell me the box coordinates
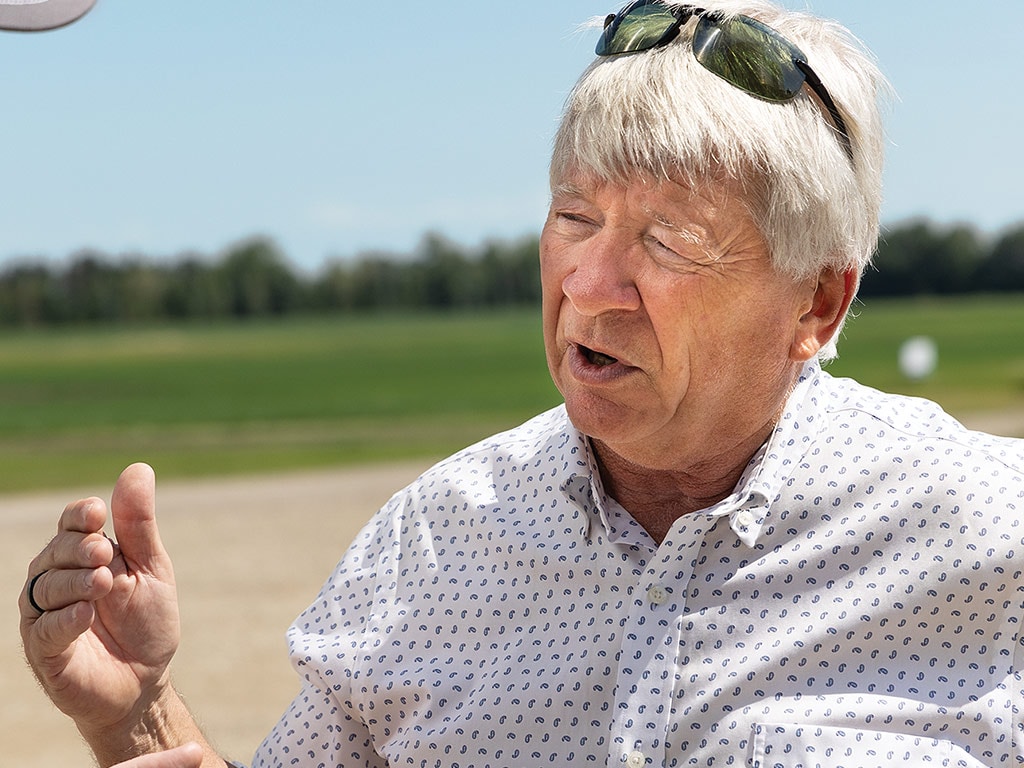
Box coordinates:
[827,294,1024,413]
[0,295,1021,493]
[0,311,560,492]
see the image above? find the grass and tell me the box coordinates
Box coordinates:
[0,311,561,492]
[827,294,1024,413]
[0,295,1020,493]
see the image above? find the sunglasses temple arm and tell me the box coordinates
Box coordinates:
[795,60,854,163]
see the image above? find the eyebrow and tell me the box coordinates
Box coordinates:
[648,208,679,229]
[645,204,725,261]
[643,205,701,243]
[550,181,587,200]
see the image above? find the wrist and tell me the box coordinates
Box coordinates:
[79,681,205,767]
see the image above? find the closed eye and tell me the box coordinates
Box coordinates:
[552,210,600,238]
[644,234,723,274]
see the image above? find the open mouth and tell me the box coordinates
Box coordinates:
[578,344,619,367]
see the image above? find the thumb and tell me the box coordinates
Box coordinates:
[110,462,172,578]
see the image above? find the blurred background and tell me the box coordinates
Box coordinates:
[1,2,1022,765]
[1,1,1022,268]
[0,0,1018,493]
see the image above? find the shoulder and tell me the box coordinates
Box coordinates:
[818,370,1024,472]
[800,372,1024,568]
[288,406,579,619]
[375,404,587,525]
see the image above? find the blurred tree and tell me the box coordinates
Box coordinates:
[349,254,408,311]
[62,251,120,321]
[312,259,356,312]
[218,238,302,317]
[117,258,166,322]
[975,224,1024,292]
[0,262,60,325]
[162,255,231,319]
[861,220,984,296]
[414,232,474,309]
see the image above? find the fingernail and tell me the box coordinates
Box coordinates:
[85,538,108,564]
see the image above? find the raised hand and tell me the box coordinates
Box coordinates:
[19,463,182,740]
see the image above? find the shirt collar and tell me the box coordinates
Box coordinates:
[559,426,609,542]
[559,359,827,547]
[720,358,827,546]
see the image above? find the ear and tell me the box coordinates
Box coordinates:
[790,268,857,362]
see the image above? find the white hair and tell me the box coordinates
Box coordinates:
[551,1,891,356]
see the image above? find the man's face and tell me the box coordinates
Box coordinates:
[540,169,824,470]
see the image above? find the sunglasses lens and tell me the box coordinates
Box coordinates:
[692,15,806,101]
[596,1,680,56]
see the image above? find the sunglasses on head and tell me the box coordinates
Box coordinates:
[595,0,853,162]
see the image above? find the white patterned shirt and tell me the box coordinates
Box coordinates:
[251,361,1024,768]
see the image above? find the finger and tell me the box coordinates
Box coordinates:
[57,495,109,536]
[33,495,113,573]
[28,528,114,578]
[29,497,111,575]
[23,498,115,618]
[110,463,173,580]
[22,599,96,660]
[19,565,113,618]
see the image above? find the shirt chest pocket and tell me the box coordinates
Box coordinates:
[747,723,989,768]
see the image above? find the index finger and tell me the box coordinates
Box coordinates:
[24,497,113,588]
[57,496,109,536]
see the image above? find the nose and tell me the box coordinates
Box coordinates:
[561,228,642,317]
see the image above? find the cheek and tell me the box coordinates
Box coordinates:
[539,231,572,288]
[651,284,781,384]
[538,243,569,373]
[538,248,562,325]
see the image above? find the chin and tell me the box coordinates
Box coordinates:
[562,390,643,444]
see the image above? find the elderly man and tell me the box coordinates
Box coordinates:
[20,2,1024,767]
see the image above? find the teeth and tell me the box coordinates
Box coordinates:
[583,346,617,366]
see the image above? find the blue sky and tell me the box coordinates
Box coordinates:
[1,1,1021,272]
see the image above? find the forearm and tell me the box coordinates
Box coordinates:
[80,683,229,768]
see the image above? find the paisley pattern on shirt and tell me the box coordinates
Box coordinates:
[252,360,1024,768]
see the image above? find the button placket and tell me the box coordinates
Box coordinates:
[609,516,712,768]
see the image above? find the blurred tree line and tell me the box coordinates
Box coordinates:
[0,232,541,326]
[861,220,1024,297]
[0,219,1021,326]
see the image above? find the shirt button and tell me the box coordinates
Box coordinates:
[735,510,755,529]
[646,585,668,606]
[626,750,647,768]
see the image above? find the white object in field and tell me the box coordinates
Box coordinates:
[898,336,938,381]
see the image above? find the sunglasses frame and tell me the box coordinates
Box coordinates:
[596,0,853,162]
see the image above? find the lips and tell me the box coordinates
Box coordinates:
[566,340,638,384]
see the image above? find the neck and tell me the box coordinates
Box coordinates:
[593,421,774,543]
